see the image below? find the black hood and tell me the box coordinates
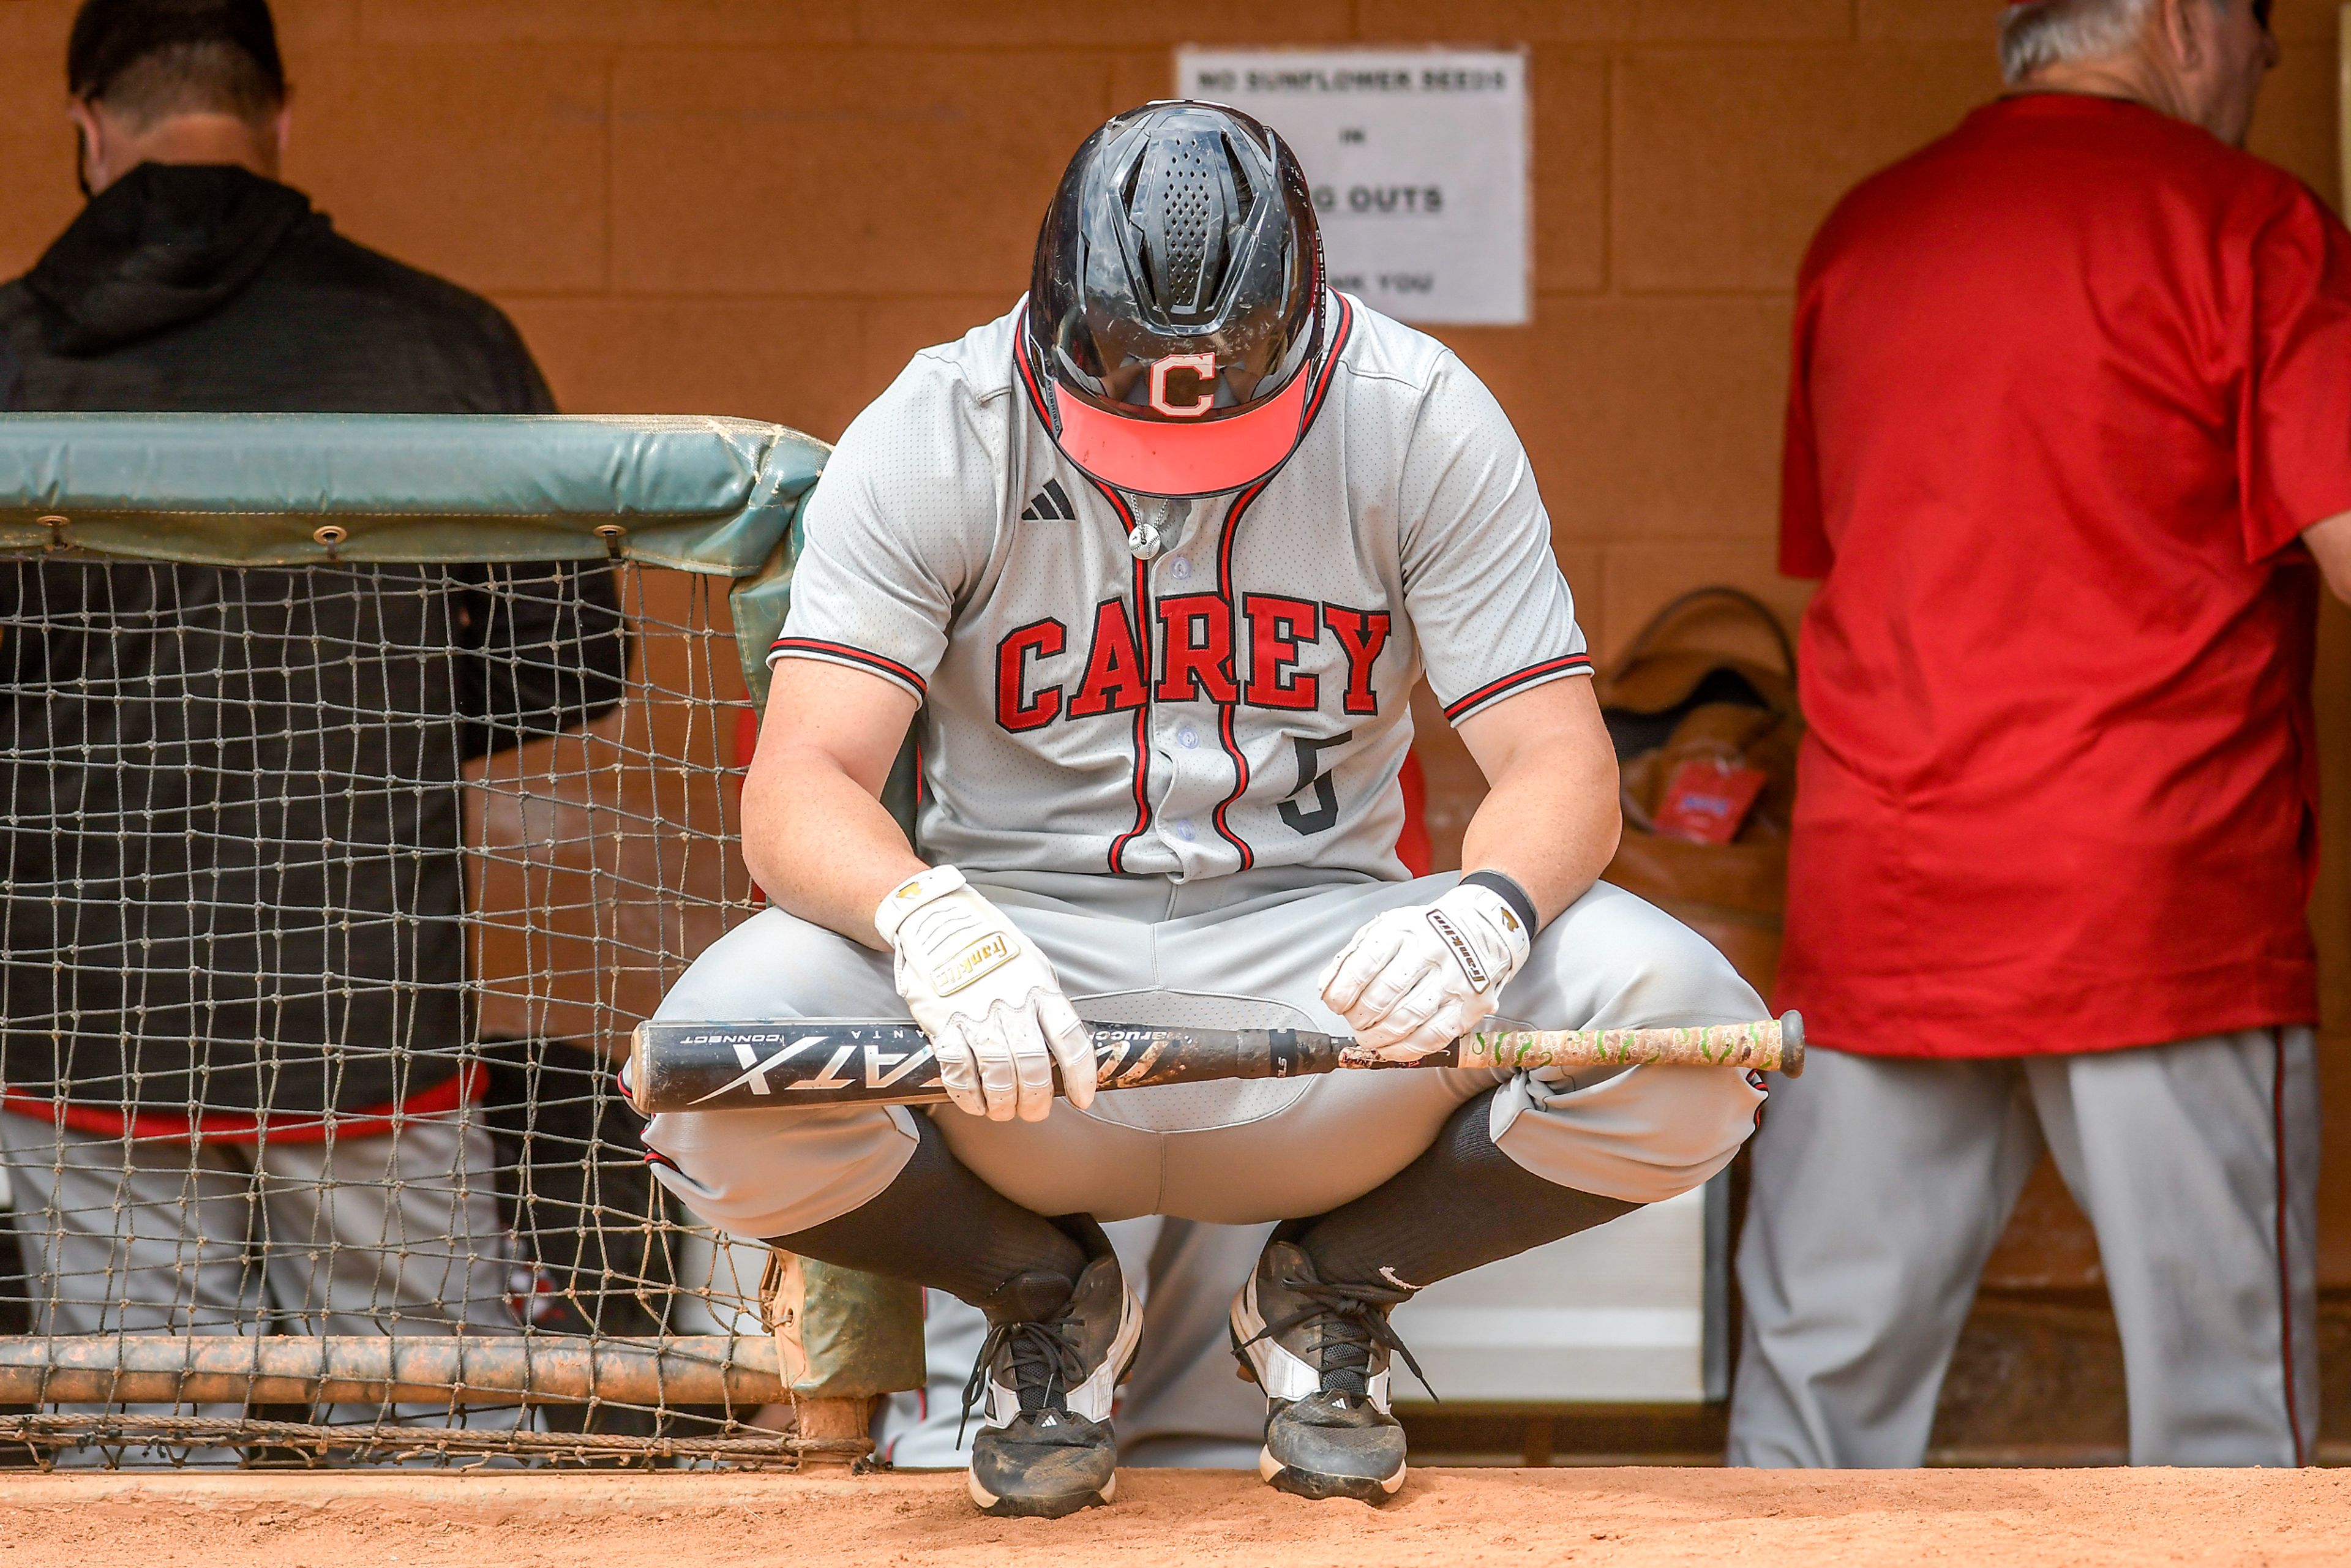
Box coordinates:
[25,162,312,356]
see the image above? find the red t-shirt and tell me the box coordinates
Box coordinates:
[1777,94,2351,1059]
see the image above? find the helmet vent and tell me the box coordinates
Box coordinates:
[1223,134,1254,218]
[1130,129,1235,320]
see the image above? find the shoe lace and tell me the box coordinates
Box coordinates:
[1242,1274,1436,1403]
[958,1315,1087,1442]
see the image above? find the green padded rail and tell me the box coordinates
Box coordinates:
[0,412,823,705]
[0,410,926,1404]
[0,412,816,568]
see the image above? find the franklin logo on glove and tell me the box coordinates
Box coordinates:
[1320,874,1536,1061]
[874,864,1097,1122]
[932,931,1016,995]
[1423,908,1493,991]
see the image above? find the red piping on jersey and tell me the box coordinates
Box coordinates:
[1209,477,1272,869]
[1442,651,1594,723]
[1293,293,1354,442]
[1013,312,1053,430]
[1016,328,1151,871]
[1107,541,1153,872]
[1018,296,1355,874]
[1060,482,1154,874]
[770,636,928,699]
[1205,294,1355,869]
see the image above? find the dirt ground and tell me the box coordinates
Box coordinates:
[1,1467,2347,1567]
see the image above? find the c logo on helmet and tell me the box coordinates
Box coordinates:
[1147,353,1217,418]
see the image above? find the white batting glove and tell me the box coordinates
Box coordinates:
[875,866,1095,1123]
[1318,880,1533,1063]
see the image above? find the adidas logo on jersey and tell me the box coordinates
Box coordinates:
[1020,479,1077,522]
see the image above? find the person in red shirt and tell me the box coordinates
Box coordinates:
[1728,0,2351,1467]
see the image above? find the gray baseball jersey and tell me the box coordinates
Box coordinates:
[772,291,1590,881]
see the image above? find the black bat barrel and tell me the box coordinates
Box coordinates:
[625,1019,1368,1113]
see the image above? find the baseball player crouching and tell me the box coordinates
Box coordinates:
[642,102,1766,1516]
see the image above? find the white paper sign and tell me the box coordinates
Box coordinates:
[1174,48,1530,326]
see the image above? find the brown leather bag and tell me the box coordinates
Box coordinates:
[1597,588,1801,1000]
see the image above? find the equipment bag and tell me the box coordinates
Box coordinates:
[1598,587,1801,999]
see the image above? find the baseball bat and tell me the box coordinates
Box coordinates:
[624,1011,1802,1113]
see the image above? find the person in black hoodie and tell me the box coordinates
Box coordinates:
[0,0,629,1458]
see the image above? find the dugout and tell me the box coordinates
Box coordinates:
[2,0,2350,1468]
[0,407,1725,1463]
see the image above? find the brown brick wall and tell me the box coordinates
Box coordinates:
[1,0,2346,1288]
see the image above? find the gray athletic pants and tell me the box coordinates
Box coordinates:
[1727,1031,2319,1467]
[650,866,1766,1466]
[644,867,1768,1236]
[0,1102,523,1465]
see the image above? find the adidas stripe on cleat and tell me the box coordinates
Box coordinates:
[962,1220,1140,1519]
[1231,1240,1425,1505]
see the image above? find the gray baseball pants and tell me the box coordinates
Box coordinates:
[643,867,1768,1238]
[0,1101,523,1465]
[1727,1030,2320,1467]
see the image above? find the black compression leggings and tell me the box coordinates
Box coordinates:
[768,1087,1638,1320]
[1291,1087,1640,1291]
[764,1114,1089,1324]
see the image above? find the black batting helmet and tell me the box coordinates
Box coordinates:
[1021,100,1325,499]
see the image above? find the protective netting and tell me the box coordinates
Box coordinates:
[0,553,809,1468]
